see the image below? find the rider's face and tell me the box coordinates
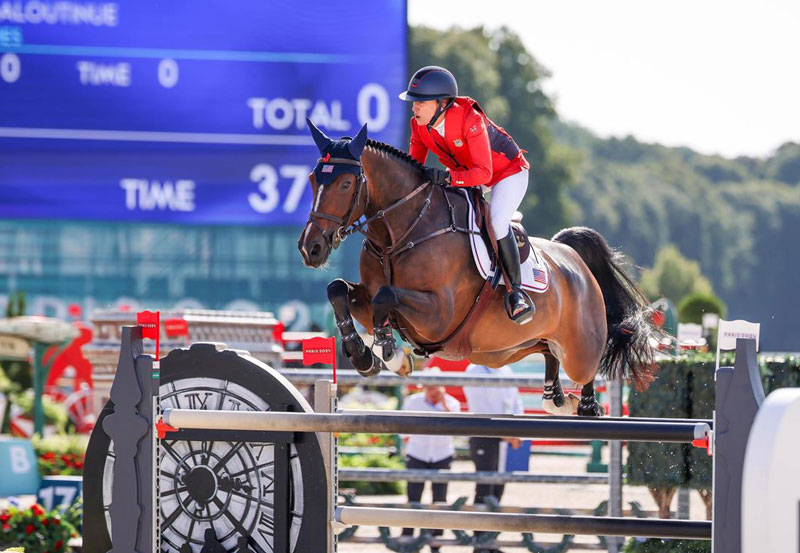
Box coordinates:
[412,100,443,126]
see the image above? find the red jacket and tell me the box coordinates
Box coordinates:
[409,96,529,188]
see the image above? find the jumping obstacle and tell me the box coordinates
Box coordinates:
[82,327,800,553]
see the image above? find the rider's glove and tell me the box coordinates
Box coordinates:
[424,167,450,186]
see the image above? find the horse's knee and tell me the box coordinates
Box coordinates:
[327,279,350,308]
[372,285,398,308]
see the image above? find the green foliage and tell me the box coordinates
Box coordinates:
[629,352,800,494]
[11,391,70,432]
[627,358,691,489]
[408,25,579,236]
[677,292,726,324]
[5,291,26,318]
[1,362,31,394]
[765,142,800,184]
[557,121,800,349]
[339,453,405,495]
[338,432,396,448]
[0,504,76,553]
[623,538,710,552]
[639,245,713,303]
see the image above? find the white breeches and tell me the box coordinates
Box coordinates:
[489,170,529,239]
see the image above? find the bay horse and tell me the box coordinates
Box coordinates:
[298,121,659,416]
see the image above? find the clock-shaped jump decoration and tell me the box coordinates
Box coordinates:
[83,327,328,552]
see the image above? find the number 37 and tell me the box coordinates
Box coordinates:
[248,164,310,214]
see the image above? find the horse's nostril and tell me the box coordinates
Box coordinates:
[310,243,321,258]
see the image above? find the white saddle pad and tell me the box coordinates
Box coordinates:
[461,189,550,293]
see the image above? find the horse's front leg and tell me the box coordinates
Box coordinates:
[370,286,409,375]
[327,278,381,377]
[371,285,450,376]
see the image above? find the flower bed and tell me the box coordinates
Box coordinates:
[0,504,76,553]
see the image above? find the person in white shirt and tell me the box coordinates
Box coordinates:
[401,380,461,552]
[462,363,524,553]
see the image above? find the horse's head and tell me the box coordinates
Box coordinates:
[298,118,369,268]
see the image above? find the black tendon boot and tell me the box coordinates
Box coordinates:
[497,232,534,324]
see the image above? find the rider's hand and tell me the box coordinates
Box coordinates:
[424,167,450,186]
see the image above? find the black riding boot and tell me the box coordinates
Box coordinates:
[497,232,534,325]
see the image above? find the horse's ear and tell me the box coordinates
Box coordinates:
[306,118,332,153]
[348,123,368,159]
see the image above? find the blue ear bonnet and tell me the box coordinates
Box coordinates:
[314,139,362,186]
[307,118,368,186]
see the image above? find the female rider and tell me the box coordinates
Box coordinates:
[399,65,534,324]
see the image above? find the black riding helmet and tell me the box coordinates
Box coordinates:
[398,66,458,101]
[399,66,458,128]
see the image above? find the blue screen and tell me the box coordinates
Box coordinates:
[0,1,407,225]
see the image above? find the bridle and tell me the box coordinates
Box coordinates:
[306,156,435,250]
[305,152,476,285]
[306,156,369,249]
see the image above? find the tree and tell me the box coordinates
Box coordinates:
[639,245,713,303]
[678,292,726,324]
[765,142,800,185]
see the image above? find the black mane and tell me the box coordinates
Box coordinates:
[365,139,425,173]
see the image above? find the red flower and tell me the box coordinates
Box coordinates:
[43,517,50,525]
[0,512,9,523]
[26,523,35,534]
[52,517,61,525]
[31,503,44,516]
[55,540,64,550]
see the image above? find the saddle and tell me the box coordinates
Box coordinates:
[469,188,531,267]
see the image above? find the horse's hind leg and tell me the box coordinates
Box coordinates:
[327,278,380,377]
[577,380,606,417]
[542,352,580,415]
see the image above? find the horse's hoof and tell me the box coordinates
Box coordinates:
[543,392,579,416]
[356,356,381,378]
[349,342,379,377]
[577,400,605,417]
[396,355,414,378]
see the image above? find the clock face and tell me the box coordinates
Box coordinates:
[83,346,327,553]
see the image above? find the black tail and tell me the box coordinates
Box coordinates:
[553,226,661,388]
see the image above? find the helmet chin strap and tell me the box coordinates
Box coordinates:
[426,98,455,130]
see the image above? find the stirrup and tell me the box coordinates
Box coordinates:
[504,290,534,325]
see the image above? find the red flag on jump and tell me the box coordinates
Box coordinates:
[302,336,337,383]
[137,310,161,360]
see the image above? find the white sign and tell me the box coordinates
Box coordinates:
[677,323,703,343]
[715,319,760,373]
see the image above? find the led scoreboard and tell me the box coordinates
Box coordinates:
[0,1,407,225]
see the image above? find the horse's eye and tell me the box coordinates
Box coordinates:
[341,179,352,190]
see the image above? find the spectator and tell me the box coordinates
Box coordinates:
[400,373,461,553]
[462,363,524,553]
